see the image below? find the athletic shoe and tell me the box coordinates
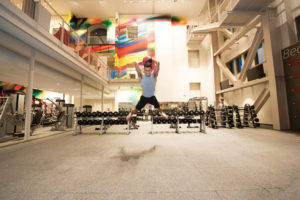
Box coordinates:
[161,112,168,120]
[126,112,132,121]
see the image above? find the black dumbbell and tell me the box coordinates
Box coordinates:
[75,112,81,117]
[102,112,108,117]
[113,111,118,117]
[81,112,87,117]
[96,111,102,117]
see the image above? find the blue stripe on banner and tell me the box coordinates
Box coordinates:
[110,71,115,79]
[117,38,146,49]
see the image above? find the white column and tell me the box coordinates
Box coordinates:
[80,75,84,112]
[24,49,35,141]
[101,86,104,112]
[114,91,118,112]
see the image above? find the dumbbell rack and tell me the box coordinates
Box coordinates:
[242,104,250,127]
[223,106,234,128]
[220,108,227,128]
[205,106,217,129]
[73,111,132,135]
[233,105,243,128]
[241,104,260,128]
[249,105,260,128]
[150,110,206,134]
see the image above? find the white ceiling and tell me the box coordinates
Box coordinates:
[46,0,206,21]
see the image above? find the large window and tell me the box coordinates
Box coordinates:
[87,24,107,45]
[226,60,235,75]
[237,56,242,73]
[255,43,264,65]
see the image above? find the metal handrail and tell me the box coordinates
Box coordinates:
[41,0,111,79]
[42,0,85,44]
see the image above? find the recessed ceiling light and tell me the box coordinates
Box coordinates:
[71,1,79,6]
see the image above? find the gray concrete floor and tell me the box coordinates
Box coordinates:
[0,121,300,200]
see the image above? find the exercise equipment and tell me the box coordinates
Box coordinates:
[150,107,206,134]
[233,105,243,129]
[47,98,66,131]
[74,110,134,135]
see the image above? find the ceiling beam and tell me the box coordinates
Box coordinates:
[214,16,261,56]
[216,57,237,84]
[238,27,263,82]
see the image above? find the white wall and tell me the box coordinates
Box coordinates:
[155,22,189,102]
[198,34,216,106]
[223,83,273,125]
[154,21,216,105]
[274,0,300,48]
[0,45,102,99]
[76,98,115,112]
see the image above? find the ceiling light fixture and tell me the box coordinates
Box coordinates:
[71,1,79,6]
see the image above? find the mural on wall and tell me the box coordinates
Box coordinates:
[69,15,115,53]
[171,16,187,25]
[114,15,187,79]
[115,17,155,78]
[0,82,63,101]
[63,14,186,79]
[0,81,26,95]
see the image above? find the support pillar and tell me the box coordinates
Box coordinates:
[262,9,290,130]
[101,86,104,112]
[24,49,35,141]
[80,75,84,112]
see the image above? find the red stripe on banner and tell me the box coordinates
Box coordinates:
[116,39,148,58]
[14,85,22,90]
[92,45,114,52]
[116,65,127,73]
[118,19,137,29]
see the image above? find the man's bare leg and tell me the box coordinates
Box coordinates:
[158,108,168,119]
[126,109,138,121]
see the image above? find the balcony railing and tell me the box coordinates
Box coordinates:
[9,0,111,81]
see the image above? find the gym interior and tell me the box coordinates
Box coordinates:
[0,0,300,199]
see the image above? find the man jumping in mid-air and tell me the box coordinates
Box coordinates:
[126,56,168,121]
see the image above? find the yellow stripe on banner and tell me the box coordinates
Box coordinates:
[148,43,155,50]
[64,13,72,23]
[116,53,148,68]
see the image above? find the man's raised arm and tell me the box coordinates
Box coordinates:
[134,61,143,79]
[152,58,160,78]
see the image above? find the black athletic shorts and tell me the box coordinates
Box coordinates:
[136,96,160,110]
